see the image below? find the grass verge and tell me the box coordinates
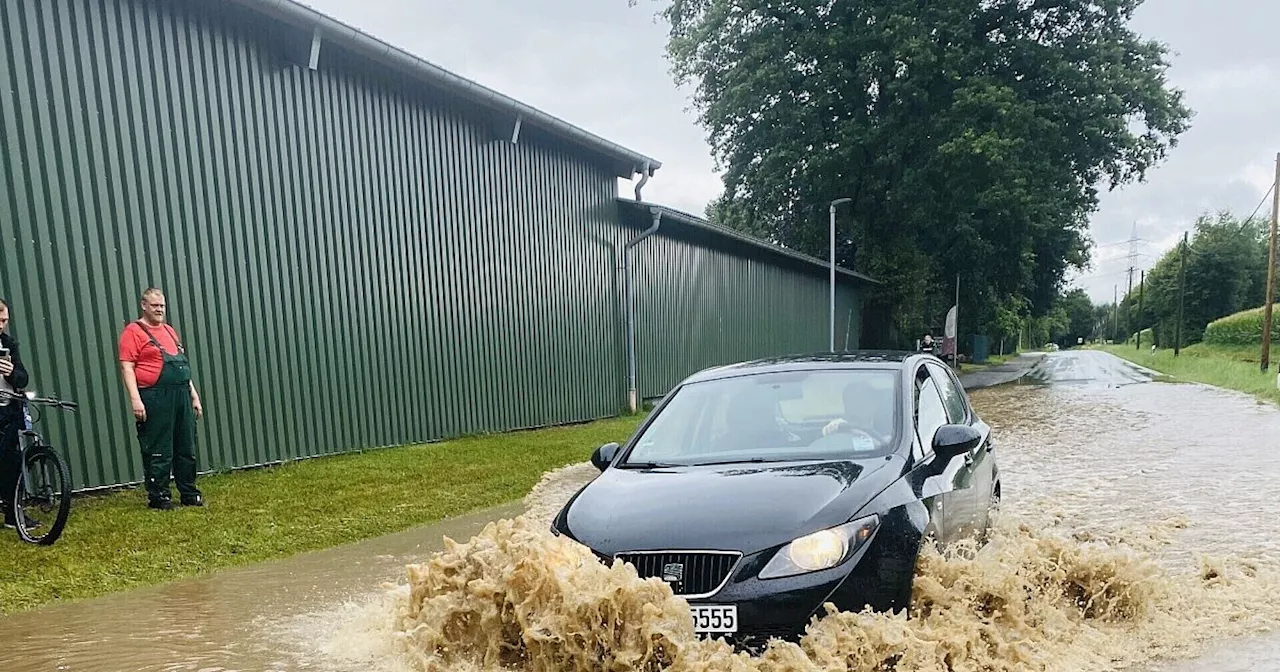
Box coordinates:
[1099,343,1280,406]
[0,414,644,616]
[958,352,1019,374]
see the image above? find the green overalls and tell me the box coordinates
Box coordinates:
[135,322,200,504]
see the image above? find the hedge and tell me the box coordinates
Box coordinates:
[1128,328,1155,347]
[1202,305,1280,346]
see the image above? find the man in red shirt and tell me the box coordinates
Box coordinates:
[119,288,205,510]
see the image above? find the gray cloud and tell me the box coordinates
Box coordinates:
[1073,0,1280,302]
[302,0,1279,304]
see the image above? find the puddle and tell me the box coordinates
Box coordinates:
[0,501,524,671]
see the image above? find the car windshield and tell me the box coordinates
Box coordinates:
[620,368,900,467]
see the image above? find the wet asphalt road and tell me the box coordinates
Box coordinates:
[1022,348,1158,387]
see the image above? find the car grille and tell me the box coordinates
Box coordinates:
[614,551,739,597]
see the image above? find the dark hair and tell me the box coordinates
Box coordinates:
[0,297,9,312]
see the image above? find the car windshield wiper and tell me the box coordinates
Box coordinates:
[691,457,774,466]
[692,457,823,467]
[616,461,682,469]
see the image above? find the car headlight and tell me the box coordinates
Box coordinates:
[758,514,880,579]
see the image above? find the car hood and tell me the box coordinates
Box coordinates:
[557,458,899,556]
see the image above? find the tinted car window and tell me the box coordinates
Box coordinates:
[914,368,949,452]
[927,362,969,425]
[622,369,901,466]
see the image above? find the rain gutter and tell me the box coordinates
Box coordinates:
[226,0,663,179]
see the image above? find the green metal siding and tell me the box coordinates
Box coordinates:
[0,0,874,492]
[0,0,631,490]
[630,227,862,399]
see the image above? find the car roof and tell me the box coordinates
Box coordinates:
[680,350,935,385]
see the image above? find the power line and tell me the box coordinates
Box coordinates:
[1076,268,1139,281]
[1239,181,1276,234]
[1093,238,1151,249]
[1082,182,1277,296]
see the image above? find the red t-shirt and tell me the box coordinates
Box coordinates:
[118,322,184,388]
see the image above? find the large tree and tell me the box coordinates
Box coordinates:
[1124,211,1270,347]
[643,0,1192,344]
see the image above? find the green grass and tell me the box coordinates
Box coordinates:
[0,414,645,616]
[1099,343,1280,406]
[959,352,1018,374]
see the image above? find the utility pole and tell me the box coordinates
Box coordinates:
[1112,285,1119,343]
[1175,231,1188,357]
[1136,270,1145,350]
[1125,270,1134,342]
[829,197,852,352]
[1262,153,1280,371]
[954,274,960,369]
[1123,221,1139,344]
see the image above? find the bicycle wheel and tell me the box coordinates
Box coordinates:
[14,444,72,545]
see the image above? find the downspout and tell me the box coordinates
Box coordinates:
[634,161,651,201]
[623,207,662,413]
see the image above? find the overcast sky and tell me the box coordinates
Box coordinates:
[301,0,1280,305]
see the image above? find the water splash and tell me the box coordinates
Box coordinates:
[337,379,1280,671]
[359,510,1280,672]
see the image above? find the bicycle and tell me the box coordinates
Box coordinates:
[1,389,76,545]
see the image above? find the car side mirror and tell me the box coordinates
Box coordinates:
[591,442,620,471]
[932,424,981,460]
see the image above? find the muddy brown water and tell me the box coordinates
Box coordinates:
[2,351,1280,671]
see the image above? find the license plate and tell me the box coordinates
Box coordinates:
[689,604,737,633]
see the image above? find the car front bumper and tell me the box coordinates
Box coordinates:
[682,538,884,646]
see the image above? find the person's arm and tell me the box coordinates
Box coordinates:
[120,361,146,422]
[822,418,849,436]
[189,381,202,419]
[118,328,146,422]
[2,336,28,389]
[172,325,203,420]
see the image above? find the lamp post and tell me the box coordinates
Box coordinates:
[829,197,853,352]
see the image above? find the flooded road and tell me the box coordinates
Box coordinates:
[2,350,1280,671]
[0,501,524,672]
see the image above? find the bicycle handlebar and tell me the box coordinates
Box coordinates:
[0,389,78,411]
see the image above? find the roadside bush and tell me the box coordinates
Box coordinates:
[1128,328,1155,347]
[1202,305,1280,346]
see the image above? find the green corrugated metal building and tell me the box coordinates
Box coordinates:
[0,0,879,491]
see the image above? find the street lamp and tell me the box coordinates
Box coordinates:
[829,197,853,352]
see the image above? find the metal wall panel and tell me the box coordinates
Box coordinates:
[0,0,872,491]
[0,0,632,490]
[630,226,862,399]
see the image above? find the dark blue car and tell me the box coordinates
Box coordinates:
[550,351,1000,649]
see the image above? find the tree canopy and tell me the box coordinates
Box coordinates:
[1106,211,1272,348]
[639,0,1192,345]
